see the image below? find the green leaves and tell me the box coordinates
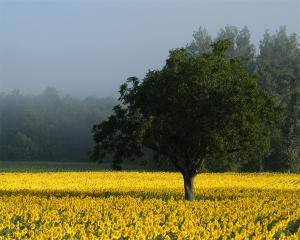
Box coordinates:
[211,39,231,56]
[92,40,280,174]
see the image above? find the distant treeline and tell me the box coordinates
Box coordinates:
[0,25,299,172]
[0,88,116,162]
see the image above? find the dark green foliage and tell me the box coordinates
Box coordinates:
[2,25,298,175]
[273,217,300,238]
[0,88,116,161]
[92,41,280,199]
[187,25,300,172]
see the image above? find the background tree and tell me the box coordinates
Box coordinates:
[91,40,280,200]
[187,25,256,73]
[257,27,300,172]
[0,88,116,162]
[216,25,256,72]
[186,27,212,56]
[15,132,38,161]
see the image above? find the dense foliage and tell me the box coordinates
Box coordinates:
[0,172,299,239]
[0,87,116,161]
[92,40,280,200]
[187,25,300,172]
[1,26,299,174]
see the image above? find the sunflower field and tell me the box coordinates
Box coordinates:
[0,172,299,239]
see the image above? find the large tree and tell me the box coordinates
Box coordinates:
[91,41,280,200]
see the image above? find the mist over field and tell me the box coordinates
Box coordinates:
[0,0,299,98]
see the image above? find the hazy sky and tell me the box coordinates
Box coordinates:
[0,0,299,98]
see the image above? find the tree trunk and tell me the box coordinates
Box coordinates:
[183,173,195,201]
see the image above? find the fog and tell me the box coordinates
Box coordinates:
[0,0,299,98]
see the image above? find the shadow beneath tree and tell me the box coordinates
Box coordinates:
[0,188,298,202]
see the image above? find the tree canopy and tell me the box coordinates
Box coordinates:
[91,41,281,200]
[186,25,300,172]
